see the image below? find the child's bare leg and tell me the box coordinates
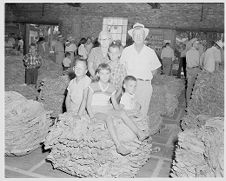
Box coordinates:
[105,116,131,156]
[119,111,148,141]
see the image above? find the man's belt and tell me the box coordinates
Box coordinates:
[137,78,151,82]
[187,66,199,69]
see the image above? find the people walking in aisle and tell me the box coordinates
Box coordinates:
[185,38,201,106]
[177,43,187,79]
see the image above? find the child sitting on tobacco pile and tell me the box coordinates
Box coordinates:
[120,75,152,141]
[86,63,148,156]
[120,75,142,117]
[65,58,91,117]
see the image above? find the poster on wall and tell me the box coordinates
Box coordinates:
[146,29,164,55]
[103,17,128,46]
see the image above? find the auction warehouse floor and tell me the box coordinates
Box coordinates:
[5,90,186,178]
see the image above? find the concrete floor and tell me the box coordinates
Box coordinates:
[5,91,186,178]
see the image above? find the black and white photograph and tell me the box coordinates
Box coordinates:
[2,0,224,179]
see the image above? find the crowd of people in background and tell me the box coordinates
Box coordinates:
[159,38,224,106]
[7,28,223,109]
[5,33,24,54]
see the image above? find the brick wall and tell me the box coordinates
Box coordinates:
[5,3,224,43]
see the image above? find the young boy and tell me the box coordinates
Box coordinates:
[62,52,72,71]
[23,43,42,88]
[65,58,91,116]
[108,40,126,102]
[120,75,141,116]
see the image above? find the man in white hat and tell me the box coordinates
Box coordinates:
[202,40,224,73]
[120,23,161,116]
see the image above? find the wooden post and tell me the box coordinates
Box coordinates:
[23,23,30,55]
[49,26,53,51]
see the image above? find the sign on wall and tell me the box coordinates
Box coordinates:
[146,29,164,55]
[103,17,128,46]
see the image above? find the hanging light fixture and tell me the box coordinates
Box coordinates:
[67,3,81,7]
[147,3,161,9]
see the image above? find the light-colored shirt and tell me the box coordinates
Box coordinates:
[63,57,71,67]
[78,44,88,59]
[67,75,91,113]
[89,82,116,106]
[120,92,136,110]
[65,43,77,53]
[160,46,175,61]
[203,46,221,73]
[186,47,200,68]
[120,44,161,80]
[87,47,110,72]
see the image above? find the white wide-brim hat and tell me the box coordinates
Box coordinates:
[128,23,149,38]
[215,40,224,48]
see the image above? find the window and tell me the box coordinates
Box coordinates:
[102,17,128,46]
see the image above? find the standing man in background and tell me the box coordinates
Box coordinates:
[54,34,65,65]
[120,23,161,116]
[160,42,175,75]
[202,40,223,73]
[185,39,201,105]
[177,43,187,79]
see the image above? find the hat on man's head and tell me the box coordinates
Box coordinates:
[215,40,224,48]
[128,23,149,38]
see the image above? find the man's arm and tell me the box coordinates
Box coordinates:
[65,93,71,112]
[151,69,158,76]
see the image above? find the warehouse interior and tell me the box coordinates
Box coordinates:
[4,2,224,178]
